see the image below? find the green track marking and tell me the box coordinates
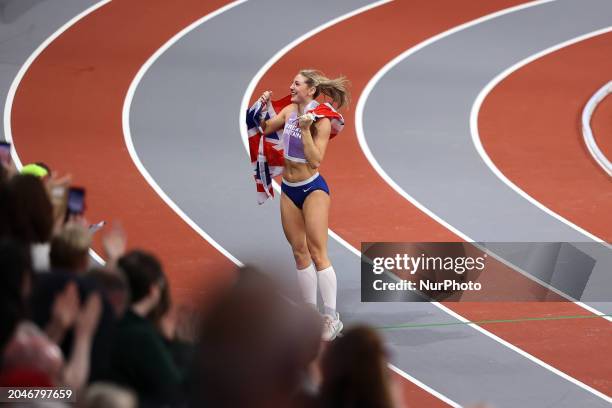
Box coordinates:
[376,314,612,330]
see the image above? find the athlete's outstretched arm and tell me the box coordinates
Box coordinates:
[257,91,287,135]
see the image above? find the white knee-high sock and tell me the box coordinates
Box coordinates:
[318,265,337,316]
[297,263,318,306]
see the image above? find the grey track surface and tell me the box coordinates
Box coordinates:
[0,0,99,142]
[362,0,612,309]
[129,0,610,406]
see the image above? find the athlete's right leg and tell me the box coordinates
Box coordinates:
[281,192,310,268]
[281,193,317,306]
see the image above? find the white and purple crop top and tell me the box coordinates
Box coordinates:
[281,111,306,163]
[281,101,319,163]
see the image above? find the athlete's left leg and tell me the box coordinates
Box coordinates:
[302,190,330,271]
[303,190,342,340]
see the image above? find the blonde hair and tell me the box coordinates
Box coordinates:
[299,69,350,109]
[50,222,92,270]
[56,222,92,252]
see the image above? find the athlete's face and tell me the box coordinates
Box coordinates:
[290,74,315,104]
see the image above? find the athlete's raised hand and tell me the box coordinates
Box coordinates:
[259,90,272,105]
[298,113,315,130]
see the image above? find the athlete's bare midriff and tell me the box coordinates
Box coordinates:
[283,159,317,183]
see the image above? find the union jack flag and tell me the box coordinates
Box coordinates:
[247,95,344,204]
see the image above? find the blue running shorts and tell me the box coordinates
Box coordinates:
[281,172,330,209]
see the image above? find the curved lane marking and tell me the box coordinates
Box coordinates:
[122,0,248,267]
[6,0,240,305]
[591,86,612,167]
[242,0,611,403]
[125,0,457,406]
[354,0,612,401]
[2,0,112,265]
[471,26,612,246]
[472,28,612,324]
[583,81,612,176]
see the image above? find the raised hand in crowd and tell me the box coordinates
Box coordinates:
[46,281,80,344]
[102,221,127,269]
[45,171,72,236]
[62,292,102,391]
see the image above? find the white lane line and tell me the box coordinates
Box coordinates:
[355,0,612,402]
[435,301,611,402]
[6,8,442,401]
[2,0,113,265]
[122,0,248,268]
[5,0,606,401]
[471,27,612,247]
[237,1,461,406]
[582,81,612,177]
[471,27,612,323]
[356,1,611,316]
[122,0,458,403]
[2,0,246,268]
[3,0,112,167]
[356,0,556,245]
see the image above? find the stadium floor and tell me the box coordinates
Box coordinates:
[1,0,611,406]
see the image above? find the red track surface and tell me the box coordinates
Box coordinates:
[254,0,612,396]
[480,32,612,241]
[9,0,455,405]
[9,0,612,403]
[10,0,237,307]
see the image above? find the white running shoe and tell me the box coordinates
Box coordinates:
[322,313,343,341]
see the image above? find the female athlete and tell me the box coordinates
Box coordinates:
[258,69,349,341]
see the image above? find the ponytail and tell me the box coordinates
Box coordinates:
[299,69,350,109]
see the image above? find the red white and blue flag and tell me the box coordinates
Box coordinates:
[246,95,344,204]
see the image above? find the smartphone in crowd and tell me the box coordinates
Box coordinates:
[67,186,86,216]
[0,141,11,165]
